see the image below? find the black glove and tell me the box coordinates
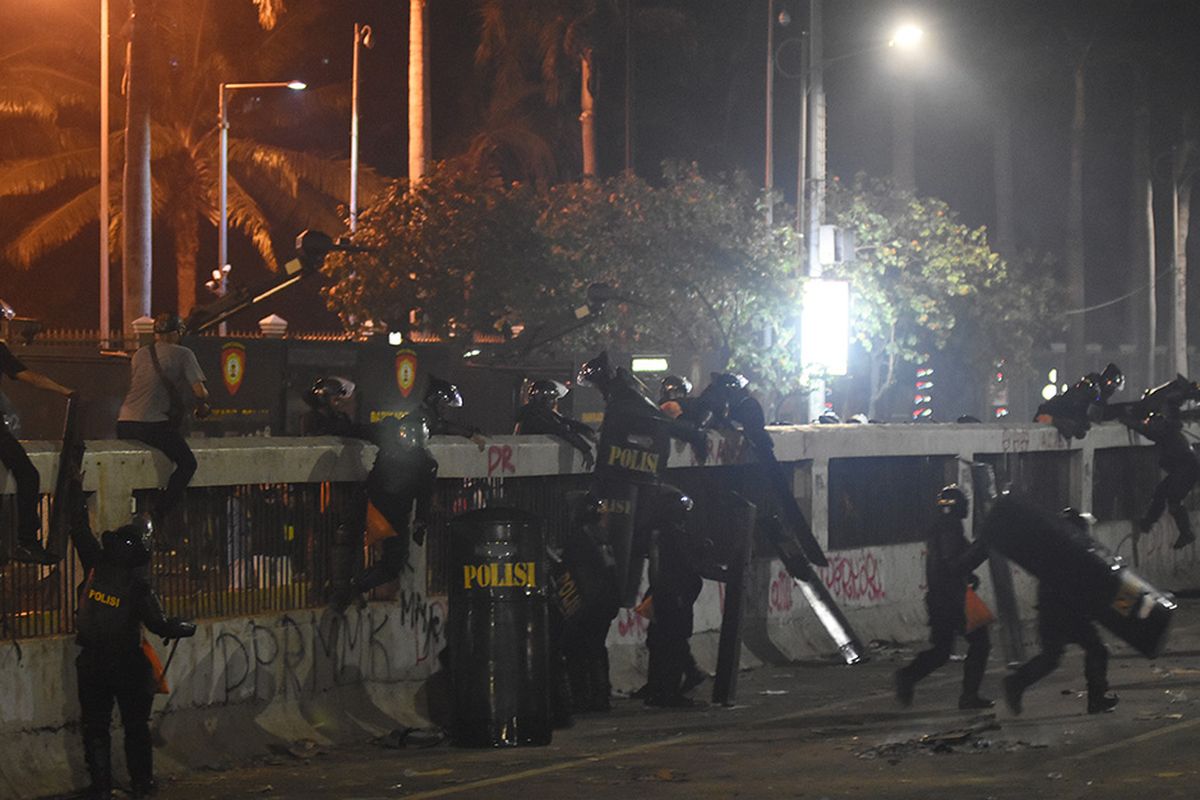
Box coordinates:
[165,619,197,640]
[968,573,981,589]
[194,400,212,420]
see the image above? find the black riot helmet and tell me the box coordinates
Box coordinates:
[424,376,463,410]
[659,374,692,403]
[153,312,186,336]
[101,515,154,568]
[576,351,615,391]
[936,484,969,520]
[528,379,568,407]
[309,376,355,408]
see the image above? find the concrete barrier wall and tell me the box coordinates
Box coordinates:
[3,421,1200,798]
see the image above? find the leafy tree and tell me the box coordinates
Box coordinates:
[0,0,377,317]
[324,161,806,394]
[826,175,1059,419]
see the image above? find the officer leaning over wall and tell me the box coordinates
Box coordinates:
[69,503,196,799]
[513,378,596,469]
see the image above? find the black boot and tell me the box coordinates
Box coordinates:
[1087,691,1119,714]
[83,733,113,799]
[588,655,612,712]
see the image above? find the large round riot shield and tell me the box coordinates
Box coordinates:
[979,495,1176,658]
[448,508,551,747]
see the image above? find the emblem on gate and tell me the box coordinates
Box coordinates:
[395,349,417,397]
[221,342,246,396]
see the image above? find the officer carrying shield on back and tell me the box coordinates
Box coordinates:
[70,507,196,799]
[1004,509,1120,715]
[566,352,707,710]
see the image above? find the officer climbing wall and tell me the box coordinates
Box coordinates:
[70,508,196,799]
[567,352,707,710]
[513,379,596,469]
[895,485,993,710]
[303,377,450,612]
[1112,376,1200,549]
[1004,509,1120,715]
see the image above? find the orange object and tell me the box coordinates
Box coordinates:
[964,587,995,633]
[141,639,169,694]
[365,501,395,546]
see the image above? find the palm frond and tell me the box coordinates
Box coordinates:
[226,176,278,271]
[229,140,352,201]
[0,147,99,196]
[4,184,99,266]
[0,65,98,117]
[253,0,286,30]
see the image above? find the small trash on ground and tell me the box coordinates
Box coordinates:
[856,719,1006,760]
[266,740,325,761]
[637,768,687,782]
[372,727,447,749]
[1047,772,1063,780]
[759,689,788,696]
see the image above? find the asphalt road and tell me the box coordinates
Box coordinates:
[70,599,1200,800]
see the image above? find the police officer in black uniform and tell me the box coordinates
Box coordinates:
[71,512,195,799]
[1004,509,1120,715]
[895,485,993,710]
[513,379,596,468]
[301,376,358,437]
[1131,408,1198,549]
[568,352,707,709]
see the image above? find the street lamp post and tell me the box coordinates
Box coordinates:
[99,0,110,345]
[350,24,374,235]
[217,80,306,333]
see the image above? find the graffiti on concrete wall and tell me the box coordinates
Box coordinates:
[769,550,887,616]
[173,589,447,707]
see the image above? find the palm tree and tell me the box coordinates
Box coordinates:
[0,0,379,322]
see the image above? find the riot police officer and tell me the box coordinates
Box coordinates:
[1123,400,1199,549]
[513,379,596,469]
[895,485,993,710]
[301,376,359,437]
[421,376,487,449]
[567,352,707,710]
[657,374,693,420]
[1004,509,1119,715]
[71,513,195,799]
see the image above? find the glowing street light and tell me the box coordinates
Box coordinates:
[888,23,925,51]
[216,80,306,332]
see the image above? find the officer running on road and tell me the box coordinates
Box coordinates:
[895,485,993,710]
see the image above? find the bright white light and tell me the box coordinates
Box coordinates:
[631,356,669,373]
[1042,384,1058,400]
[1048,368,1058,383]
[801,279,850,376]
[287,81,308,90]
[387,331,403,345]
[462,348,482,359]
[889,23,925,50]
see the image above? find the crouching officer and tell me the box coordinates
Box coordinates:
[71,513,195,799]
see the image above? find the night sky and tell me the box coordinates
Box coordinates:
[2,0,1199,345]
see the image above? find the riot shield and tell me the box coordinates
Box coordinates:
[764,516,866,665]
[45,395,84,559]
[979,494,1176,658]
